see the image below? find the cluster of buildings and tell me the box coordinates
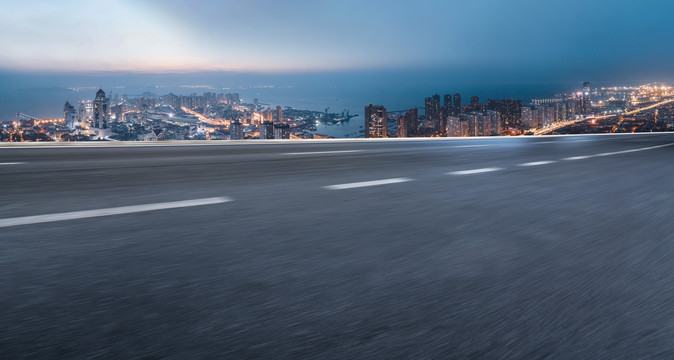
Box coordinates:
[366,82,601,138]
[1,88,336,142]
[3,81,672,142]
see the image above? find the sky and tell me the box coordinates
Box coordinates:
[1,0,673,79]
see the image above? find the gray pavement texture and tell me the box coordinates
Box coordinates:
[1,134,674,359]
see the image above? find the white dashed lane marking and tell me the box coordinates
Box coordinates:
[519,161,557,167]
[563,155,592,161]
[324,178,413,190]
[0,197,233,228]
[447,168,503,175]
[282,150,364,156]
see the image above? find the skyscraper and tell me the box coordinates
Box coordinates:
[583,82,590,92]
[262,108,273,123]
[63,101,76,130]
[470,96,480,111]
[273,123,290,139]
[446,115,461,137]
[487,98,522,133]
[521,106,534,128]
[77,100,92,128]
[582,82,591,115]
[273,106,284,124]
[425,94,441,135]
[92,89,110,138]
[443,94,453,115]
[260,121,274,139]
[397,115,407,138]
[404,108,418,137]
[365,104,387,138]
[453,93,462,115]
[487,110,500,135]
[230,121,244,140]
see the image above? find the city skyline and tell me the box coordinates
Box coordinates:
[5,80,673,142]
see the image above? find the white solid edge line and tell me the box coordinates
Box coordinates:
[282,150,364,155]
[518,161,557,167]
[0,197,233,228]
[447,167,503,175]
[324,177,413,190]
[0,162,25,165]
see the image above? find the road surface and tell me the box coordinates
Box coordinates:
[2,134,674,359]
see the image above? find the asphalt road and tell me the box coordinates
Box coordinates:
[2,134,674,359]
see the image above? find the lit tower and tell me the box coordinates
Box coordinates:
[582,82,591,115]
[404,108,418,137]
[93,89,110,138]
[63,101,76,130]
[273,106,284,124]
[365,104,387,138]
[453,93,462,116]
[443,94,453,116]
[230,121,244,140]
[470,96,480,111]
[425,94,441,135]
[397,115,407,138]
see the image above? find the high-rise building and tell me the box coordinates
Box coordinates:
[404,108,418,136]
[230,121,244,140]
[474,112,492,136]
[536,106,546,127]
[63,101,76,130]
[397,115,407,138]
[93,89,108,129]
[365,104,387,138]
[273,106,284,124]
[443,94,453,115]
[77,100,93,128]
[470,96,480,111]
[446,115,461,137]
[543,105,554,126]
[583,82,590,92]
[262,108,273,123]
[466,113,478,136]
[487,110,501,135]
[228,93,240,105]
[458,115,470,137]
[273,123,290,139]
[582,82,591,115]
[555,102,567,122]
[260,121,274,139]
[487,98,522,133]
[425,94,441,135]
[565,99,576,120]
[521,106,534,128]
[453,93,462,115]
[92,89,110,138]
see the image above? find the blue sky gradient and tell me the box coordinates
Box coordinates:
[1,0,673,79]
